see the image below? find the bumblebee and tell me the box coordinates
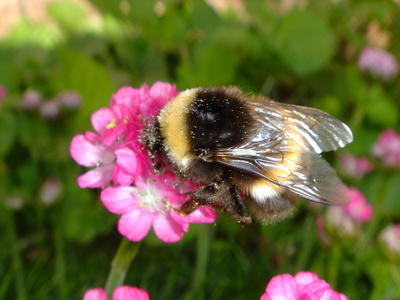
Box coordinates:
[143,86,353,224]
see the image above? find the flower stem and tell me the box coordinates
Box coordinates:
[367,172,391,236]
[3,206,27,300]
[54,230,67,300]
[183,224,212,300]
[105,238,141,297]
[327,244,341,289]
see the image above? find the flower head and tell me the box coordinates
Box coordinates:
[343,188,373,222]
[58,91,82,108]
[324,187,372,237]
[340,152,373,180]
[100,172,216,243]
[379,224,400,255]
[70,82,179,188]
[83,286,149,300]
[371,129,400,168]
[260,271,348,300]
[21,89,41,109]
[39,100,60,118]
[71,82,217,242]
[0,85,6,101]
[358,46,399,80]
[40,178,62,205]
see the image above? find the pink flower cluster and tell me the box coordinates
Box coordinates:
[358,46,399,80]
[340,152,373,179]
[322,187,373,238]
[84,286,149,300]
[70,82,217,243]
[261,272,348,300]
[379,224,400,254]
[372,129,400,168]
[0,85,6,100]
[21,89,82,117]
[342,188,373,222]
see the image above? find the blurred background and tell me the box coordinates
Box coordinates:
[1,0,400,299]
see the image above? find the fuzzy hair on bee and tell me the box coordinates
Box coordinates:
[142,86,353,225]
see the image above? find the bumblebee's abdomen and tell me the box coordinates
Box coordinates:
[187,87,254,150]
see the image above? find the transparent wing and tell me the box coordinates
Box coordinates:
[213,147,349,205]
[210,100,352,205]
[247,99,353,153]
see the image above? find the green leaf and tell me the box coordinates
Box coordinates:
[177,43,238,87]
[345,127,380,156]
[365,85,398,127]
[274,9,336,76]
[344,65,368,105]
[0,110,17,157]
[7,19,60,48]
[47,1,87,32]
[57,173,115,243]
[52,49,116,129]
[382,173,400,216]
[143,6,187,51]
[18,116,51,158]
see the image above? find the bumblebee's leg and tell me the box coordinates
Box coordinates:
[178,180,252,225]
[178,180,222,215]
[224,185,252,225]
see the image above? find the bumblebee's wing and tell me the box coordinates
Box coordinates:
[213,147,349,205]
[247,100,353,153]
[211,101,352,205]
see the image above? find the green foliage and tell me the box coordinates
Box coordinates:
[274,9,336,76]
[1,0,400,299]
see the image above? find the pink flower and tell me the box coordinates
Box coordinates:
[40,178,62,205]
[83,286,149,300]
[371,129,400,168]
[340,152,373,179]
[325,187,372,237]
[0,85,6,101]
[71,82,217,242]
[70,82,179,188]
[260,272,348,300]
[21,89,41,109]
[39,100,60,118]
[58,91,81,108]
[70,134,117,188]
[343,188,373,222]
[100,172,217,243]
[379,224,400,254]
[358,46,399,80]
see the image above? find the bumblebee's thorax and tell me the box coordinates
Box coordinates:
[158,87,254,175]
[186,87,254,151]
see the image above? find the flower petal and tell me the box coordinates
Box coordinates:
[149,81,177,99]
[186,206,218,224]
[294,271,320,286]
[101,186,138,214]
[115,147,138,173]
[113,286,150,300]
[112,164,135,187]
[118,209,153,241]
[83,288,108,300]
[91,107,115,134]
[319,289,347,300]
[70,135,115,167]
[153,212,187,243]
[77,165,114,188]
[264,274,298,300]
[111,86,142,113]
